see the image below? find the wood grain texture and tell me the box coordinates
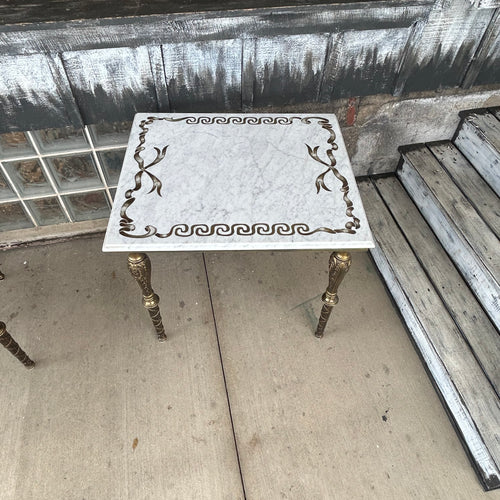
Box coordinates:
[374,175,500,396]
[428,141,500,238]
[1,0,424,25]
[162,39,242,112]
[359,179,500,491]
[242,34,329,108]
[393,0,493,95]
[62,47,159,124]
[468,0,500,8]
[0,54,82,133]
[398,149,500,330]
[462,10,500,88]
[147,46,171,112]
[0,3,431,56]
[454,111,500,197]
[321,27,411,100]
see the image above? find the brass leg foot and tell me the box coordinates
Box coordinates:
[315,251,352,338]
[127,253,167,342]
[0,322,35,369]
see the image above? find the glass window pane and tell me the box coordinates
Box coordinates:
[98,149,125,185]
[89,121,132,147]
[0,132,35,159]
[0,170,16,200]
[46,154,102,192]
[63,191,110,222]
[2,159,54,196]
[0,201,33,231]
[109,188,116,202]
[26,197,68,226]
[33,126,88,154]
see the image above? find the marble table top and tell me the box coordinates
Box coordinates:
[103,113,374,252]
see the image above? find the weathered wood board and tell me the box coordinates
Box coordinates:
[1,0,425,25]
[398,148,500,329]
[394,0,494,94]
[242,34,329,108]
[162,39,242,112]
[374,175,500,395]
[359,179,500,491]
[454,111,500,197]
[0,54,82,133]
[321,27,411,100]
[0,3,432,56]
[428,141,500,238]
[62,47,160,124]
[462,10,500,88]
[468,0,500,7]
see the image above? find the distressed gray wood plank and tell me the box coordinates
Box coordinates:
[147,46,171,112]
[242,34,329,108]
[0,4,431,56]
[398,148,500,329]
[462,10,500,88]
[454,111,500,197]
[162,39,242,112]
[359,179,500,490]
[374,175,500,396]
[0,53,82,133]
[468,0,500,7]
[0,0,432,25]
[62,46,159,125]
[428,141,500,238]
[321,27,411,100]
[394,0,493,95]
[0,239,244,499]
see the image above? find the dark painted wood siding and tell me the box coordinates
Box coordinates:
[0,0,498,133]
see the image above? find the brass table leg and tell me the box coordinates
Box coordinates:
[315,251,352,338]
[0,322,35,369]
[127,253,167,342]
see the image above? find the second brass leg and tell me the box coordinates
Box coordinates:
[128,253,167,342]
[314,251,351,338]
[0,322,35,369]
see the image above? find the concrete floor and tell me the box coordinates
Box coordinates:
[0,235,498,500]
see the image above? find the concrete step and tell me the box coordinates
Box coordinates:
[454,108,500,197]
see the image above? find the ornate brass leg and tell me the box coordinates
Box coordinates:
[315,251,352,338]
[127,253,167,342]
[0,322,35,369]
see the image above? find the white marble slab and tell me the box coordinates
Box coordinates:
[103,113,374,252]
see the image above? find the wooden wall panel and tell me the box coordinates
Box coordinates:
[394,0,494,95]
[471,11,500,87]
[162,39,242,112]
[0,54,82,133]
[242,34,329,109]
[62,46,159,125]
[320,28,411,100]
[0,4,431,56]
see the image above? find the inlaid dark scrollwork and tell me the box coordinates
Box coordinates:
[119,115,360,239]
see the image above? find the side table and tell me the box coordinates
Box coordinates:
[103,113,374,340]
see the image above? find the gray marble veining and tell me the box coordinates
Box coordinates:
[103,113,374,251]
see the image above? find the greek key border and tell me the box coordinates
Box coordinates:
[119,115,360,239]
